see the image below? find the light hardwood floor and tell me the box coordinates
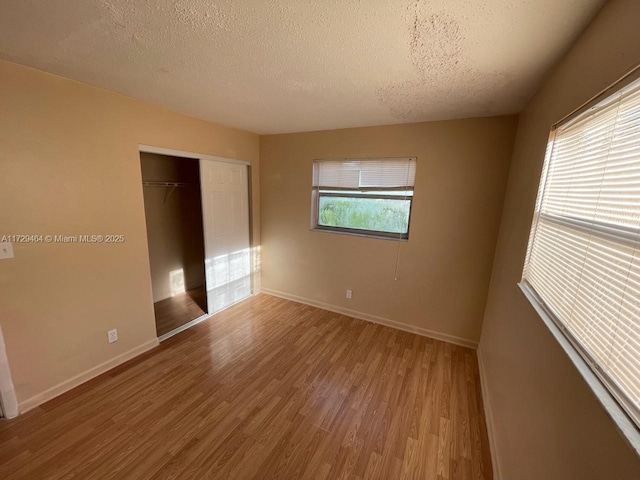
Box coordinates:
[0,294,492,479]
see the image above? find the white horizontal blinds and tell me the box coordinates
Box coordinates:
[523,76,640,425]
[523,133,555,275]
[542,85,640,229]
[313,158,416,190]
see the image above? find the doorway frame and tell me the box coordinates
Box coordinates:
[138,145,254,342]
[0,324,18,418]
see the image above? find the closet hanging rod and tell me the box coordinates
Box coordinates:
[142,181,199,188]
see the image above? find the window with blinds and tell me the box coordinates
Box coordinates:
[311,158,416,240]
[522,76,640,428]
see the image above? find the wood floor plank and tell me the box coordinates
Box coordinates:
[154,287,207,337]
[0,294,492,479]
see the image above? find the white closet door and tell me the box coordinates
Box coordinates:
[200,159,251,314]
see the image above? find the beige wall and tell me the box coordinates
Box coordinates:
[479,0,640,478]
[0,59,260,408]
[260,116,518,345]
[140,153,205,303]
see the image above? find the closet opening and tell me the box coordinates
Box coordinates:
[140,152,207,338]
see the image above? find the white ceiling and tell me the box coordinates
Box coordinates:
[0,0,605,134]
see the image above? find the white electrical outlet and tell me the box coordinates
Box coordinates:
[346,289,352,299]
[0,242,14,260]
[107,329,118,343]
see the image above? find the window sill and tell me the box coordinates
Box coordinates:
[310,227,408,242]
[518,281,640,457]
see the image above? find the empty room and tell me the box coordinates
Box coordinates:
[1,1,640,479]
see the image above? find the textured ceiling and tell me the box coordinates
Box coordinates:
[0,0,605,134]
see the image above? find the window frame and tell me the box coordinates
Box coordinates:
[310,158,416,241]
[519,282,640,454]
[520,68,640,453]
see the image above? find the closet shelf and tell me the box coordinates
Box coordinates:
[142,181,199,188]
[142,181,199,203]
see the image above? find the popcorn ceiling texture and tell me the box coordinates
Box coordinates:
[0,0,605,134]
[379,4,519,122]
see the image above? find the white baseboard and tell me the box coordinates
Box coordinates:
[261,288,478,349]
[476,347,501,480]
[19,338,159,414]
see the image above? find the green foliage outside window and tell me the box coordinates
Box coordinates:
[318,196,410,234]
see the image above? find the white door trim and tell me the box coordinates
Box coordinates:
[0,324,19,418]
[138,145,251,166]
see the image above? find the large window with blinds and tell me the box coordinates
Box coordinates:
[522,76,640,428]
[311,158,416,240]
